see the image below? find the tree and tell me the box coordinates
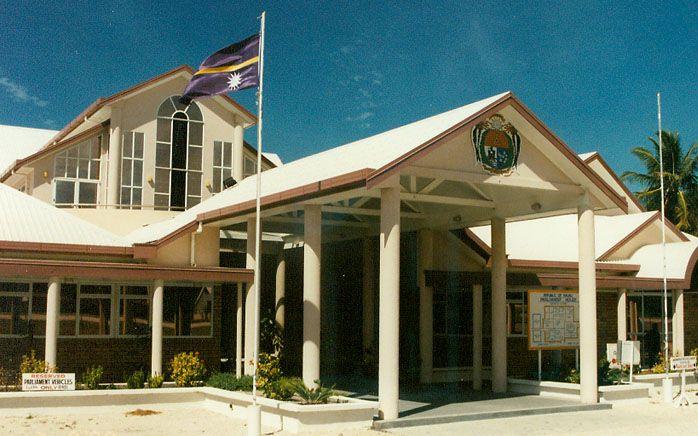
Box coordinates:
[621,131,698,234]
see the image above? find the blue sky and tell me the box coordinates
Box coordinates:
[1,1,695,187]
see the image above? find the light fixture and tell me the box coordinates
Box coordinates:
[42,170,49,179]
[531,202,542,212]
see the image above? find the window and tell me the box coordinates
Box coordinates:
[243,155,257,179]
[506,291,527,336]
[433,283,472,368]
[120,132,144,208]
[212,141,233,193]
[163,286,213,337]
[29,283,48,336]
[59,284,77,336]
[119,286,150,336]
[0,282,30,336]
[77,285,112,336]
[155,96,203,210]
[628,291,673,366]
[53,135,101,207]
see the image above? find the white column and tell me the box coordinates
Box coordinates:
[491,216,507,393]
[236,282,243,378]
[673,290,685,356]
[233,122,244,182]
[472,283,483,390]
[275,247,286,330]
[617,289,627,341]
[303,204,322,387]
[578,192,598,403]
[362,237,375,357]
[245,217,257,376]
[44,278,61,369]
[379,186,401,420]
[418,229,434,384]
[151,280,164,376]
[106,106,122,209]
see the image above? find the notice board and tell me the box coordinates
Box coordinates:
[528,290,579,350]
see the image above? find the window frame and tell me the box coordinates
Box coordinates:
[120,131,145,209]
[212,140,233,193]
[0,281,32,338]
[162,285,215,338]
[52,135,102,208]
[117,285,151,337]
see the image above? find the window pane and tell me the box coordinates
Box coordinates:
[187,196,200,208]
[154,194,169,210]
[60,284,77,336]
[55,156,67,177]
[222,168,232,181]
[55,180,75,204]
[172,97,187,112]
[89,160,100,180]
[188,147,202,171]
[187,171,201,196]
[132,188,142,206]
[190,287,213,336]
[213,141,222,167]
[163,287,212,336]
[31,283,48,336]
[157,118,171,143]
[0,295,29,335]
[122,132,133,158]
[78,182,97,205]
[122,159,132,185]
[79,140,91,159]
[91,136,101,158]
[81,284,111,295]
[158,97,175,117]
[78,159,89,179]
[223,143,232,167]
[185,101,202,121]
[213,170,221,194]
[120,187,131,206]
[120,297,149,336]
[156,142,170,168]
[66,159,77,178]
[79,298,111,336]
[155,168,170,193]
[189,122,203,146]
[123,286,148,296]
[133,160,143,187]
[67,145,78,159]
[133,132,144,158]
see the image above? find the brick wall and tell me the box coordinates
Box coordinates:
[685,293,698,354]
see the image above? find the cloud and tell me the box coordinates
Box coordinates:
[0,77,48,107]
[345,111,374,122]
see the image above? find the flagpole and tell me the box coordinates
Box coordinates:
[658,92,672,403]
[248,10,265,436]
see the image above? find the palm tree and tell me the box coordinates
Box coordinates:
[621,131,698,233]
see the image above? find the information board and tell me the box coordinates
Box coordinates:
[528,290,579,350]
[22,373,75,391]
[670,356,697,371]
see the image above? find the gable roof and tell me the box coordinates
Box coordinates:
[0,183,132,256]
[581,151,645,212]
[0,65,265,182]
[0,125,58,175]
[127,91,628,246]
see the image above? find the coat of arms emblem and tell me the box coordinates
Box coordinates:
[471,114,521,175]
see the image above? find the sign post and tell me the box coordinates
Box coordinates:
[617,340,640,383]
[670,356,696,407]
[528,290,579,382]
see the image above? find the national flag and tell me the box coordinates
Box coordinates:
[180,34,260,105]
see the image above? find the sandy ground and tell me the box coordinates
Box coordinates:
[2,400,698,435]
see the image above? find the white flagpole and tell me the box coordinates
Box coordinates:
[248,10,265,436]
[657,92,672,402]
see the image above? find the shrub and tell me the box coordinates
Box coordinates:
[169,352,206,387]
[126,370,145,389]
[287,379,335,405]
[565,369,580,384]
[651,353,669,374]
[206,373,253,391]
[147,373,164,389]
[257,352,285,399]
[81,366,104,390]
[0,366,18,392]
[20,350,55,374]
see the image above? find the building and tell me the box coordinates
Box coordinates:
[1,67,696,420]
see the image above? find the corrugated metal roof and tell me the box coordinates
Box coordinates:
[126,92,511,244]
[0,183,129,247]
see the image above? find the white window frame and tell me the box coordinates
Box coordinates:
[212,140,233,193]
[75,284,114,338]
[120,131,145,209]
[53,135,102,208]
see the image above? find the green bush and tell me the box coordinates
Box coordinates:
[565,368,580,384]
[169,352,206,387]
[147,373,164,389]
[20,350,55,374]
[126,370,145,389]
[257,352,285,399]
[287,379,335,405]
[206,373,253,391]
[81,366,104,390]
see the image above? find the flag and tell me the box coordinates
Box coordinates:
[180,33,260,105]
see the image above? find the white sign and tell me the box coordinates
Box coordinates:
[528,290,579,350]
[606,343,620,368]
[618,340,640,366]
[671,356,697,371]
[22,373,75,391]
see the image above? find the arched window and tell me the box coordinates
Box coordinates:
[154,96,203,210]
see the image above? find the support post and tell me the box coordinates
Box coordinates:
[491,216,507,393]
[472,283,483,390]
[275,247,286,330]
[151,280,164,376]
[418,229,434,384]
[362,237,375,361]
[673,289,684,356]
[303,205,322,387]
[378,186,401,420]
[233,121,244,182]
[106,106,122,209]
[578,192,598,403]
[245,217,257,375]
[617,289,627,341]
[236,282,244,378]
[44,278,61,369]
